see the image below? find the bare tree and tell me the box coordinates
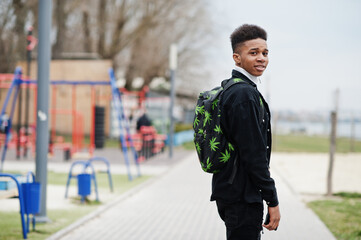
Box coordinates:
[97,0,107,57]
[0,1,16,72]
[52,0,68,58]
[123,0,213,92]
[13,0,28,58]
[52,0,85,58]
[0,0,37,73]
[82,10,92,52]
[0,0,213,94]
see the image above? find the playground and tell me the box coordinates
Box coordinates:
[0,62,173,239]
[0,61,170,162]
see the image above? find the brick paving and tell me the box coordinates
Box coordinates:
[48,152,336,240]
[50,153,224,240]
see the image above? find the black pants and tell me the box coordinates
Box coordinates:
[216,201,263,240]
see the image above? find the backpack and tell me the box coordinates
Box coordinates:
[193,78,246,174]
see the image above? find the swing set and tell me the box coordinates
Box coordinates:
[0,67,142,181]
[0,67,108,165]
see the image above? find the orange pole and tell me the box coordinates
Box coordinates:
[74,113,79,150]
[34,87,37,128]
[72,85,76,154]
[79,114,84,150]
[51,85,57,143]
[90,86,95,154]
[31,86,36,154]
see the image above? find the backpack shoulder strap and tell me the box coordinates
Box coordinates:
[222,78,248,92]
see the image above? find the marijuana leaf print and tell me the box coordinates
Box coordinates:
[193,117,200,128]
[209,137,220,151]
[195,142,201,154]
[212,99,219,110]
[203,111,212,127]
[214,125,222,134]
[233,78,244,83]
[219,149,231,163]
[195,105,205,115]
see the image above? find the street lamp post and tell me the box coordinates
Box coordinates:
[35,0,52,222]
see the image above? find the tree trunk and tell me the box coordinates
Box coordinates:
[327,111,337,196]
[97,0,106,57]
[52,0,67,59]
[13,0,27,61]
[107,0,128,58]
[0,3,16,72]
[124,37,143,90]
[82,10,92,52]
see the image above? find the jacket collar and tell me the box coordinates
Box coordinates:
[221,70,258,88]
[231,69,257,88]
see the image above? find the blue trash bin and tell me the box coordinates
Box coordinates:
[21,182,41,215]
[77,173,91,196]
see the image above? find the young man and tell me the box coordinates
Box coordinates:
[211,24,280,239]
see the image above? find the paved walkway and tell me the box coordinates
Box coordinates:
[47,153,336,240]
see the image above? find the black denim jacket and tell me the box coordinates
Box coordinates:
[210,70,278,207]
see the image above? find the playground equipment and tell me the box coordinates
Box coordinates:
[87,156,113,192]
[0,71,37,160]
[48,80,110,158]
[1,66,168,180]
[64,157,113,202]
[131,126,167,162]
[109,68,140,180]
[0,67,26,172]
[0,67,111,171]
[0,171,40,239]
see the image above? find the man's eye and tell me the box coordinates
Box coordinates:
[250,52,257,55]
[263,52,268,56]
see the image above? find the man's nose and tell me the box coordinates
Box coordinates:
[257,54,266,62]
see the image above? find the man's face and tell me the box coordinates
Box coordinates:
[233,38,269,76]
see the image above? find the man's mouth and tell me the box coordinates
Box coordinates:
[255,65,265,71]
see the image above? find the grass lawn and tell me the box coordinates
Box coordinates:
[0,207,98,240]
[57,134,121,148]
[0,172,151,240]
[182,141,195,151]
[47,170,150,194]
[184,134,361,153]
[272,134,361,153]
[308,193,361,240]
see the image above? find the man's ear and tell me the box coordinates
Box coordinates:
[233,53,241,66]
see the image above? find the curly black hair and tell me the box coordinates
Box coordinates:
[230,24,267,53]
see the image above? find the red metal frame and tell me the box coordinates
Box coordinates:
[119,86,149,110]
[49,84,92,157]
[49,109,84,155]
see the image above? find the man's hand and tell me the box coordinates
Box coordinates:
[263,205,280,231]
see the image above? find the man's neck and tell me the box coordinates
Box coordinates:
[234,66,259,84]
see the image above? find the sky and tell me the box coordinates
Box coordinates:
[205,0,361,114]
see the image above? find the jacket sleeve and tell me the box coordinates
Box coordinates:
[226,99,278,207]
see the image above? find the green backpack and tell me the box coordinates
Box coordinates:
[193,78,246,174]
